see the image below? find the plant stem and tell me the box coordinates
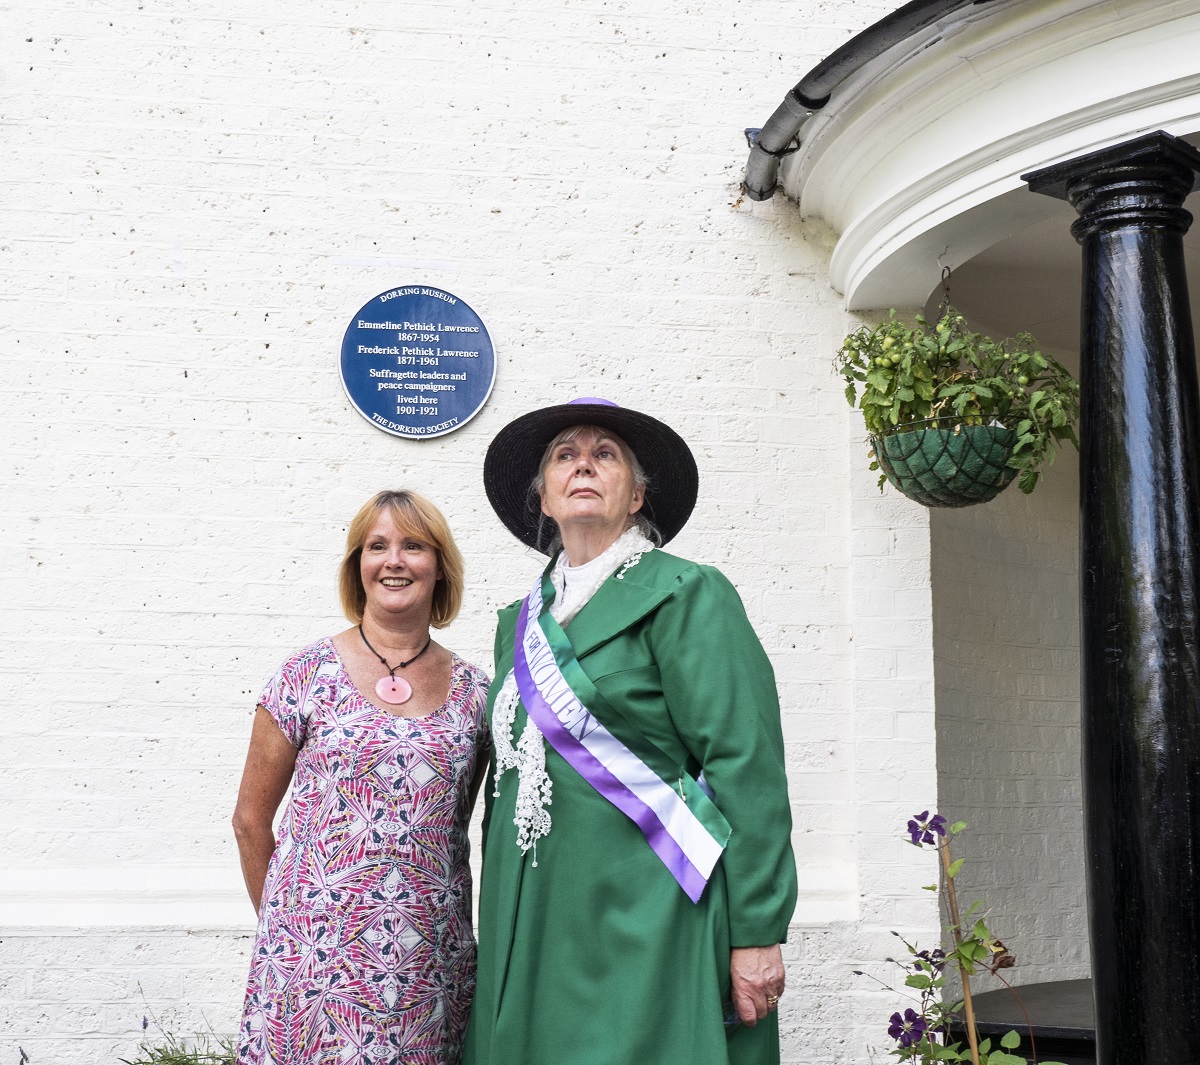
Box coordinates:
[990,969,1039,1065]
[939,836,981,1065]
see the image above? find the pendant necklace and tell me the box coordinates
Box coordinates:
[358,624,431,705]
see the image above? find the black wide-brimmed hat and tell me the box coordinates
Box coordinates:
[484,397,699,553]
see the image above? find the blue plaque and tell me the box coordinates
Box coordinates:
[340,285,496,438]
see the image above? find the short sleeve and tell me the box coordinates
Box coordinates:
[257,640,341,749]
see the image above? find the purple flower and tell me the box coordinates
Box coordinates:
[907,811,948,847]
[914,948,946,972]
[888,1008,929,1048]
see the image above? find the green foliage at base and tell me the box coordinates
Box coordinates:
[119,1030,235,1065]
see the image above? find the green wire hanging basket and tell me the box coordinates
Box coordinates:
[870,419,1018,508]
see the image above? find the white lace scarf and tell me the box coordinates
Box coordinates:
[492,526,653,861]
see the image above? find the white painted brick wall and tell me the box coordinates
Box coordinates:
[931,450,1088,986]
[0,928,250,1064]
[3,0,939,1060]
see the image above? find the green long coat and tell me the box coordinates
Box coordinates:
[463,549,798,1065]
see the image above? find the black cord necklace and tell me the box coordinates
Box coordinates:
[359,624,431,705]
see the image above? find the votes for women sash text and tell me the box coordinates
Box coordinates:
[512,567,731,902]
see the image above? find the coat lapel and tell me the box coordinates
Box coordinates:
[560,567,675,659]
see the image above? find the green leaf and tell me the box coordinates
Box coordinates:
[978,1038,992,1055]
[947,858,964,878]
[922,884,938,892]
[905,973,932,989]
[835,305,1078,495]
[1000,1030,1021,1049]
[950,821,967,834]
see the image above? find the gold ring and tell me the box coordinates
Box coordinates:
[766,994,780,1007]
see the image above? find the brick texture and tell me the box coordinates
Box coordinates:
[932,450,1088,985]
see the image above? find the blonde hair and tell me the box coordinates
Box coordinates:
[338,490,464,628]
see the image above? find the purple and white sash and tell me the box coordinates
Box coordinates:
[512,569,731,903]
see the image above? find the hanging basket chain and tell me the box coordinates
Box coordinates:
[936,264,953,322]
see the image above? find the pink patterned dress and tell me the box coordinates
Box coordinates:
[237,638,490,1065]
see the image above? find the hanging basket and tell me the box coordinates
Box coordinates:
[870,420,1018,508]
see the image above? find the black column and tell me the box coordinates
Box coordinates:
[1025,132,1200,1065]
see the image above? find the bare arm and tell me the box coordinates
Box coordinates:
[231,705,298,914]
[730,944,786,1026]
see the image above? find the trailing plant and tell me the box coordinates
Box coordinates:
[855,812,1067,1065]
[834,310,1079,494]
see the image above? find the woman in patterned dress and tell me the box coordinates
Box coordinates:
[233,490,490,1065]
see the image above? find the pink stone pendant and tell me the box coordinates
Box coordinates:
[375,675,413,705]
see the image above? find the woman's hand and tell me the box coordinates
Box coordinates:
[231,706,298,914]
[730,944,786,1026]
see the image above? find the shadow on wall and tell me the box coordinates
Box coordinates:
[930,444,1088,988]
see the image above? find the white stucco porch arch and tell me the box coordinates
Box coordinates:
[782,0,1200,319]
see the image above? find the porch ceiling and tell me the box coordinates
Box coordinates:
[774,0,1200,350]
[936,159,1200,362]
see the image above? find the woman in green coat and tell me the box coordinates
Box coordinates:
[464,398,797,1065]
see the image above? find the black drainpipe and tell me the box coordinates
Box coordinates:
[743,0,1005,201]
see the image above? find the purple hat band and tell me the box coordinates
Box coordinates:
[568,397,618,407]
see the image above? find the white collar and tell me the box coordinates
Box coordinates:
[549,526,654,627]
